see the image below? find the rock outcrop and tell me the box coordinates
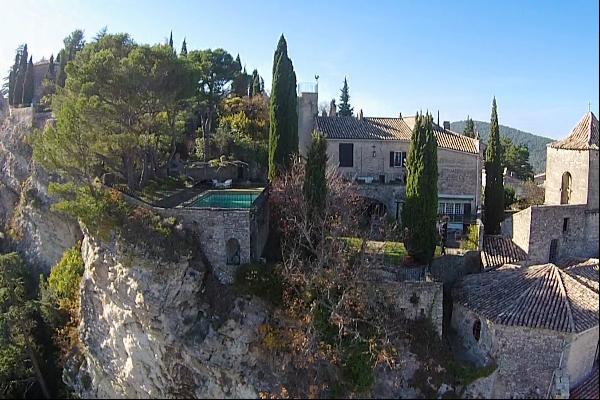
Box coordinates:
[0,107,81,272]
[67,229,280,398]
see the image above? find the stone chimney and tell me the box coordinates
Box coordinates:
[358,109,363,120]
[443,121,450,130]
[399,112,402,119]
[329,99,337,117]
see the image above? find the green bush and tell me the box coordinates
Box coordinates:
[234,263,283,306]
[341,340,374,392]
[47,244,84,310]
[460,224,479,251]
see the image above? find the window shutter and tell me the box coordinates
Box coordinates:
[390,152,394,167]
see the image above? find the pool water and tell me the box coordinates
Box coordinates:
[187,190,263,209]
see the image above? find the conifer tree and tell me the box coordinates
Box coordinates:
[338,77,353,117]
[231,55,247,96]
[8,51,20,105]
[180,38,187,57]
[484,98,504,234]
[56,50,67,87]
[250,69,261,97]
[463,116,476,138]
[14,44,28,105]
[46,54,55,81]
[268,34,298,180]
[22,57,34,105]
[401,112,438,264]
[168,31,174,50]
[303,131,328,224]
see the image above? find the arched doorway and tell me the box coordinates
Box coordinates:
[226,238,240,265]
[560,172,572,204]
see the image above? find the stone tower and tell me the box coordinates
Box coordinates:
[297,83,318,157]
[544,111,599,210]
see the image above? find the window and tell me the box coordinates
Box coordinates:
[454,203,463,215]
[339,143,354,167]
[473,319,481,341]
[438,203,445,214]
[560,172,572,204]
[445,203,454,215]
[563,218,569,233]
[390,151,407,168]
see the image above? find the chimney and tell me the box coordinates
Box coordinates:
[329,99,337,117]
[443,121,450,130]
[358,109,363,120]
[398,112,402,119]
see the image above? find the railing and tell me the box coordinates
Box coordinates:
[440,214,477,224]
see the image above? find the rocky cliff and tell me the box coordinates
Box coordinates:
[0,107,81,272]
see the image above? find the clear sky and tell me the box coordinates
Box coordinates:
[1,0,598,139]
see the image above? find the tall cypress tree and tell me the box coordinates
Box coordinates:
[231,55,246,96]
[46,54,55,81]
[402,112,438,264]
[22,57,34,105]
[180,38,187,57]
[56,50,67,87]
[14,44,28,106]
[484,98,504,234]
[250,69,261,97]
[168,31,174,50]
[463,116,476,138]
[303,131,328,223]
[338,77,353,116]
[268,35,298,180]
[8,51,20,105]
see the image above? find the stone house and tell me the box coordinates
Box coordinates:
[452,258,599,399]
[504,112,599,263]
[297,86,484,231]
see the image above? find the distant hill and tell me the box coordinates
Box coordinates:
[450,120,554,173]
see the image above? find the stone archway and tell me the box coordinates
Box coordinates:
[226,238,240,265]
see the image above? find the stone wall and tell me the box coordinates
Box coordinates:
[510,207,532,255]
[584,211,599,257]
[298,91,318,157]
[451,304,495,367]
[430,250,481,286]
[587,150,599,209]
[545,147,590,206]
[565,326,599,387]
[249,191,269,260]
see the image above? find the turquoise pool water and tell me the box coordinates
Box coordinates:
[187,190,263,209]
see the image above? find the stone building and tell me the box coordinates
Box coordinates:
[505,112,599,263]
[452,258,599,399]
[297,85,484,231]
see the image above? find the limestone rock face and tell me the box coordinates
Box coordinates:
[0,108,81,272]
[70,231,276,398]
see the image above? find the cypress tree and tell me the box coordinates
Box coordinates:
[168,31,174,50]
[483,98,504,234]
[402,112,438,264]
[231,55,246,96]
[250,69,261,97]
[46,54,55,81]
[56,50,67,87]
[180,38,187,57]
[303,131,328,223]
[268,35,298,180]
[14,44,28,105]
[9,51,21,105]
[338,77,353,116]
[463,116,476,138]
[22,56,34,105]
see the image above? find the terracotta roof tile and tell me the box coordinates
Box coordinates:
[550,112,599,150]
[315,116,479,154]
[453,260,599,333]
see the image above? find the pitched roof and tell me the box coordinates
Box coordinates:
[315,116,479,154]
[570,366,599,399]
[550,112,599,150]
[453,260,599,333]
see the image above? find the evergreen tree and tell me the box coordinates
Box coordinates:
[483,98,504,234]
[401,112,438,264]
[14,44,28,105]
[46,54,55,81]
[303,131,328,224]
[22,56,34,105]
[231,55,247,96]
[56,50,67,87]
[250,69,261,97]
[168,31,174,50]
[268,34,298,180]
[463,116,476,138]
[338,77,353,117]
[180,38,187,57]
[8,51,20,105]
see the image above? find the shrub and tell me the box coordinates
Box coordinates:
[234,263,283,306]
[341,340,374,392]
[47,244,84,311]
[460,224,479,251]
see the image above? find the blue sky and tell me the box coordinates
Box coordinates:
[1,0,598,139]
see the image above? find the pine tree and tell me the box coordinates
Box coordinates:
[303,131,328,223]
[14,44,28,105]
[180,38,187,57]
[56,50,67,87]
[268,34,298,180]
[338,77,353,117]
[463,116,476,138]
[483,98,504,234]
[22,57,34,105]
[231,55,246,96]
[401,112,438,264]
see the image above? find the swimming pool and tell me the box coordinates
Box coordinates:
[184,189,264,209]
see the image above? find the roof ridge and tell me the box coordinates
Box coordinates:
[496,264,551,324]
[554,265,575,333]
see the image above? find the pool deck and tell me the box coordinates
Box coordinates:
[154,184,266,209]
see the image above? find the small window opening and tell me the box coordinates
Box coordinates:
[563,218,569,233]
[473,319,482,341]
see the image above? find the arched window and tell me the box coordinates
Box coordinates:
[226,238,240,265]
[472,319,482,342]
[560,172,572,204]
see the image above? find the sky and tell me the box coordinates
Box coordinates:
[1,0,598,139]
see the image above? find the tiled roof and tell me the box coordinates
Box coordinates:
[550,112,599,150]
[481,235,528,269]
[315,116,479,154]
[570,366,599,399]
[454,260,599,333]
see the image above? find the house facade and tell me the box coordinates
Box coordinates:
[298,86,484,230]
